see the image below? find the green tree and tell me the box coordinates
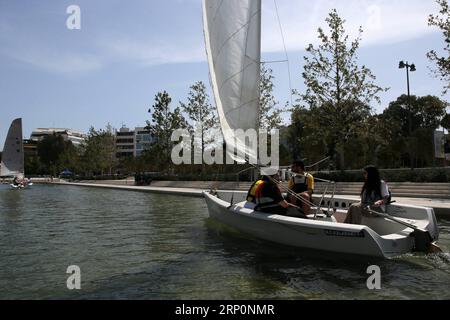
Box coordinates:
[116,155,136,175]
[37,134,77,175]
[259,64,285,131]
[286,107,306,160]
[286,106,339,168]
[442,113,450,130]
[379,95,448,167]
[428,0,450,94]
[147,91,189,170]
[300,9,388,169]
[180,81,217,155]
[81,125,116,176]
[286,106,325,163]
[24,154,41,175]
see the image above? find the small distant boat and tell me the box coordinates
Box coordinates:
[10,181,33,190]
[0,118,32,189]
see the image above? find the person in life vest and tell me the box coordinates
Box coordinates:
[344,165,391,225]
[22,177,31,187]
[288,160,315,215]
[12,176,21,187]
[247,167,305,216]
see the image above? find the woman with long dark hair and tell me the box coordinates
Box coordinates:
[344,165,390,225]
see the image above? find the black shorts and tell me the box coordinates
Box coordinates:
[258,206,287,215]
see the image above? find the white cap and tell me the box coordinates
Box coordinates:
[260,167,279,176]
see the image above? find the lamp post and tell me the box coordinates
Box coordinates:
[399,61,416,168]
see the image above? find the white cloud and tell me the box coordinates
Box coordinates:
[6,49,103,74]
[0,0,441,74]
[106,0,440,67]
[100,37,206,67]
[261,0,438,52]
[0,19,104,75]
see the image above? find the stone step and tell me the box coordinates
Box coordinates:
[315,183,450,190]
[315,185,450,190]
[315,190,449,197]
[315,187,450,193]
[389,193,450,199]
[143,181,450,199]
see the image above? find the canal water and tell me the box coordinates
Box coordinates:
[0,184,449,300]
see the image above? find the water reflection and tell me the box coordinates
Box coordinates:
[0,184,448,300]
[0,185,24,219]
[204,218,450,300]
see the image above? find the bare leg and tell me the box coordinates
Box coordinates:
[290,195,297,206]
[299,192,312,215]
[344,203,365,225]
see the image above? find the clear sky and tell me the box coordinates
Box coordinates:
[0,0,449,149]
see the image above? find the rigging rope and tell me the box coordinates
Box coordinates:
[273,0,294,109]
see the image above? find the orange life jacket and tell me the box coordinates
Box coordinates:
[246,180,265,203]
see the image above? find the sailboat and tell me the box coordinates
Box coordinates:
[1,118,32,189]
[201,0,440,258]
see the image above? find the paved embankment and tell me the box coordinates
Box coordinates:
[41,180,450,217]
[49,181,204,197]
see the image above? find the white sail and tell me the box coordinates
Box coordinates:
[203,0,261,163]
[1,118,24,178]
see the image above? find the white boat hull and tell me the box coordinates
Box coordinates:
[10,182,33,190]
[204,192,439,258]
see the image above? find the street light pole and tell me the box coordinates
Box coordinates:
[399,61,416,168]
[405,62,411,96]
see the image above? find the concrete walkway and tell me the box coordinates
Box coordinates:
[46,181,450,218]
[327,195,450,217]
[51,181,205,198]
